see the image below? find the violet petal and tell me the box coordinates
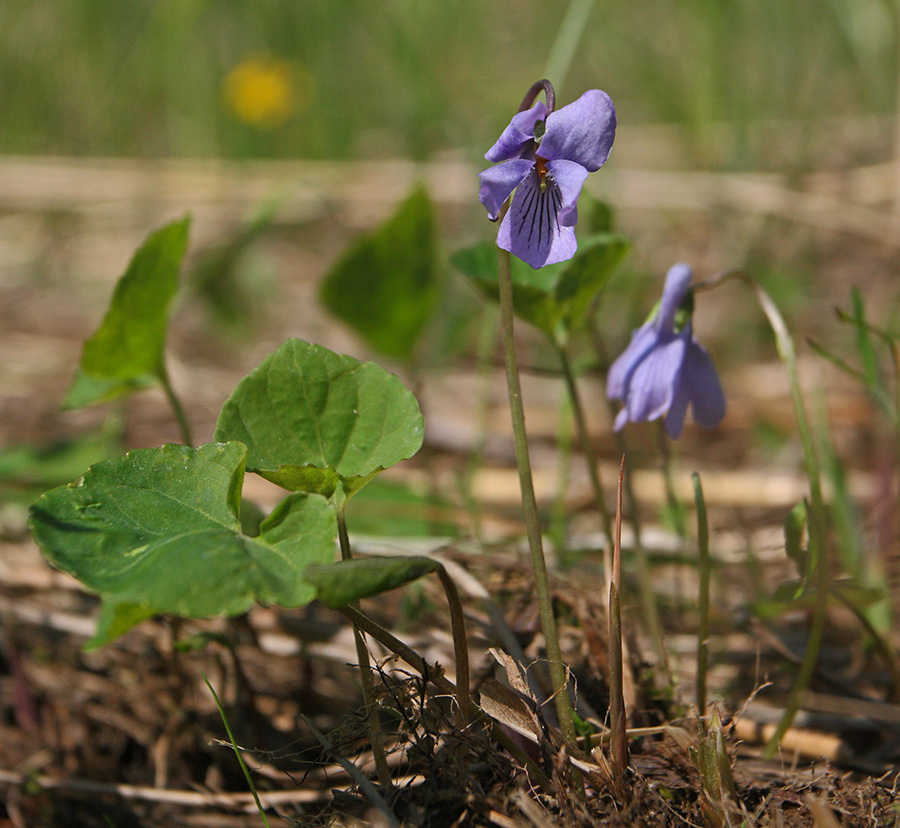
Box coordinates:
[656,263,693,332]
[497,169,576,269]
[664,379,690,438]
[607,323,657,401]
[546,159,589,227]
[478,159,535,221]
[684,339,726,428]
[485,101,547,163]
[623,333,687,423]
[539,90,616,173]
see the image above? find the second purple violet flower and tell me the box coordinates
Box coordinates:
[607,263,726,438]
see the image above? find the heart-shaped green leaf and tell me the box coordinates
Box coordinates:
[305,556,441,608]
[320,186,439,361]
[451,232,630,345]
[214,339,424,497]
[65,216,191,408]
[29,442,338,626]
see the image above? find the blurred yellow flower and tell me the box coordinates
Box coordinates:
[222,55,314,128]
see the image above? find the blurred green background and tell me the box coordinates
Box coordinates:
[2,0,897,170]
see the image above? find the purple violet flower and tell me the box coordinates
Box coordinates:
[478,89,616,269]
[607,263,725,438]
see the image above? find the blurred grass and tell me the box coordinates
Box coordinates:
[1,0,897,169]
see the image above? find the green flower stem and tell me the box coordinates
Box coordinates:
[160,366,194,447]
[656,422,687,541]
[556,345,613,556]
[752,282,829,759]
[335,508,392,787]
[697,271,828,758]
[693,472,711,716]
[656,423,687,672]
[497,246,575,744]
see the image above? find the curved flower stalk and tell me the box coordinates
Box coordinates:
[478,87,616,269]
[608,263,725,438]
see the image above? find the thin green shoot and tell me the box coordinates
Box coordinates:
[202,675,271,828]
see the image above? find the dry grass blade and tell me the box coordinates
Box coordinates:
[513,790,562,828]
[804,793,843,828]
[479,679,542,743]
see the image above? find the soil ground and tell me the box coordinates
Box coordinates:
[1,156,899,826]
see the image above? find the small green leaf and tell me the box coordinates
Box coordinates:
[305,555,441,608]
[751,578,884,621]
[65,216,191,408]
[214,339,424,497]
[320,186,439,361]
[173,632,231,653]
[29,442,337,629]
[807,338,867,384]
[784,500,809,574]
[750,579,809,620]
[85,601,157,651]
[451,232,630,344]
[833,578,885,610]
